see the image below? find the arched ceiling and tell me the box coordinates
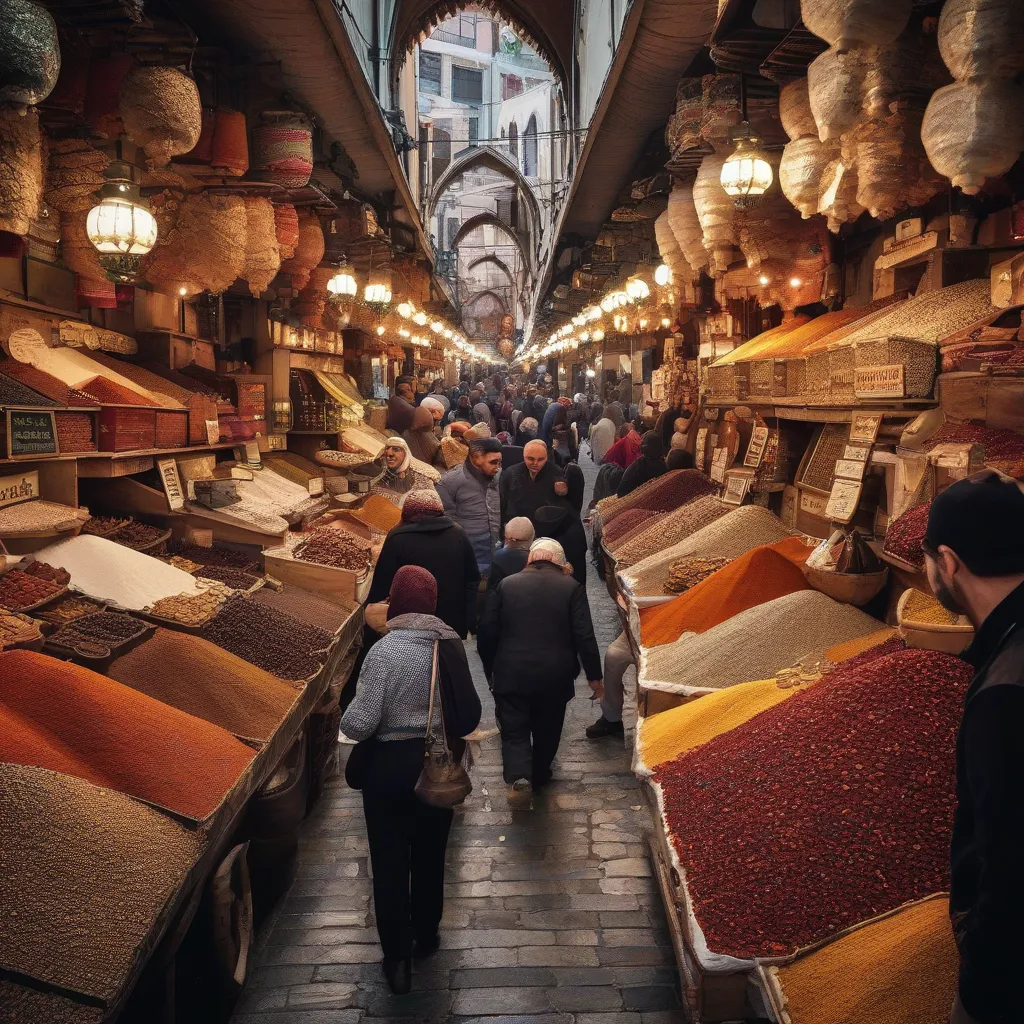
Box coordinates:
[451,212,527,260]
[389,0,573,87]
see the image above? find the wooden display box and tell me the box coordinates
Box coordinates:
[97,407,157,452]
[262,548,369,604]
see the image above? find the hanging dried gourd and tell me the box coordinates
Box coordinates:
[666,183,708,275]
[654,210,690,285]
[119,65,202,170]
[801,0,912,54]
[0,0,60,110]
[779,79,818,141]
[937,0,1024,82]
[817,155,864,232]
[693,153,736,278]
[807,46,869,143]
[242,196,281,298]
[0,105,43,237]
[280,211,325,291]
[274,203,300,260]
[45,138,107,214]
[778,79,837,220]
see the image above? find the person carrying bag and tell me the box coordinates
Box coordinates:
[339,566,480,995]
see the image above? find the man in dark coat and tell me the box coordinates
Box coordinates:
[616,430,668,498]
[479,538,602,800]
[436,438,502,577]
[386,380,416,433]
[534,504,588,586]
[921,473,1024,1024]
[477,516,534,680]
[367,489,480,639]
[499,439,567,531]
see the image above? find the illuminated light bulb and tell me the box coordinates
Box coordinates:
[178,286,187,297]
[413,311,428,326]
[327,264,358,298]
[720,122,774,210]
[444,329,452,339]
[398,328,410,338]
[86,160,158,281]
[661,317,671,328]
[626,277,651,303]
[790,277,802,287]
[654,264,672,287]
[600,293,615,313]
[639,318,648,329]
[593,328,605,341]
[759,275,769,286]
[397,301,413,318]
[580,331,590,342]
[430,321,443,333]
[376,325,386,336]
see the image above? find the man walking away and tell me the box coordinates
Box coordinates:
[920,472,1024,1024]
[534,504,588,586]
[616,431,668,498]
[436,437,502,578]
[478,517,534,681]
[479,539,602,801]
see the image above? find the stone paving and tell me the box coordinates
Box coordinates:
[233,455,683,1024]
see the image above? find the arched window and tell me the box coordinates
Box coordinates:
[432,126,452,180]
[523,114,538,177]
[508,120,518,162]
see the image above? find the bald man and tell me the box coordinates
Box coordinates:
[499,439,570,532]
[478,517,535,681]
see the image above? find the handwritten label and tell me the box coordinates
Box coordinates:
[722,473,751,505]
[834,458,866,482]
[825,478,863,523]
[844,444,872,462]
[308,476,324,496]
[157,459,185,511]
[800,490,829,519]
[0,471,40,509]
[7,410,58,457]
[854,364,905,399]
[743,426,770,468]
[710,447,729,484]
[695,428,708,470]
[205,419,220,446]
[244,441,262,467]
[849,412,883,445]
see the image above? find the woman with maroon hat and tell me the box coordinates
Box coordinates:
[340,565,481,994]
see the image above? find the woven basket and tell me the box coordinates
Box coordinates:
[242,197,280,297]
[666,76,704,158]
[273,203,300,261]
[937,0,1024,82]
[120,65,202,170]
[45,138,108,215]
[185,107,216,163]
[853,336,937,398]
[780,78,817,140]
[817,154,864,232]
[808,46,868,142]
[802,0,912,53]
[252,111,313,188]
[75,275,117,309]
[0,106,43,237]
[803,565,889,605]
[211,109,249,177]
[693,153,735,277]
[781,135,834,219]
[85,53,133,138]
[280,211,324,291]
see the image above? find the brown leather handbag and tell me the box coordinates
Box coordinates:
[414,641,472,809]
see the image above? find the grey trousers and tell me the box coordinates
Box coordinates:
[600,630,636,724]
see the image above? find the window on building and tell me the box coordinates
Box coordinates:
[447,217,460,249]
[419,52,442,95]
[467,117,479,147]
[508,120,518,161]
[502,73,523,100]
[523,114,538,177]
[452,65,483,104]
[432,124,452,180]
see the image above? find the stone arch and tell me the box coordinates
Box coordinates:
[450,212,530,270]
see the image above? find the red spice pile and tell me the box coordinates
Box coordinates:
[924,423,1024,463]
[0,570,64,611]
[654,649,972,959]
[603,509,661,546]
[883,502,931,567]
[78,376,154,407]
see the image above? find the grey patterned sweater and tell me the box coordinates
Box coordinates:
[340,614,459,742]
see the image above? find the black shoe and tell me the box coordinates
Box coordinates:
[413,933,441,958]
[586,716,624,739]
[383,957,411,994]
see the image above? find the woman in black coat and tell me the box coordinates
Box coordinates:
[367,489,480,638]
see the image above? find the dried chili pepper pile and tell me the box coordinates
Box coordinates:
[654,648,972,959]
[882,502,931,568]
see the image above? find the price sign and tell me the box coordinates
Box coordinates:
[308,476,324,496]
[825,478,863,523]
[855,364,905,399]
[844,444,872,463]
[0,471,40,509]
[743,426,770,468]
[722,472,751,505]
[849,412,883,445]
[710,447,729,484]
[156,458,185,511]
[834,458,867,482]
[205,419,220,446]
[6,410,58,458]
[695,428,708,470]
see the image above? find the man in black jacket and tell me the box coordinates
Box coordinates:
[921,472,1024,1024]
[499,439,567,531]
[479,538,602,800]
[367,489,480,639]
[477,517,534,681]
[534,504,588,586]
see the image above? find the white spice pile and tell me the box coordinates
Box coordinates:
[233,466,313,516]
[32,534,202,610]
[641,590,882,695]
[622,506,794,596]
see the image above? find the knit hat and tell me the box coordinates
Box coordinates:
[924,470,1024,575]
[528,538,567,567]
[401,488,444,522]
[448,421,472,439]
[469,436,502,454]
[388,565,438,618]
[519,416,538,436]
[466,421,491,440]
[496,431,512,446]
[505,516,535,543]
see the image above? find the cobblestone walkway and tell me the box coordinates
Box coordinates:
[233,455,682,1023]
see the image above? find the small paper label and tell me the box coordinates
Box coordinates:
[743,426,770,468]
[156,458,185,511]
[834,458,866,482]
[849,412,883,445]
[825,479,863,523]
[308,477,324,496]
[854,364,905,399]
[205,419,220,446]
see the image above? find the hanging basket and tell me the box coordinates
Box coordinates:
[0,105,43,237]
[252,111,313,188]
[242,197,280,297]
[120,65,202,170]
[779,78,817,141]
[75,274,117,309]
[780,136,835,219]
[817,154,863,232]
[693,153,735,278]
[808,46,868,142]
[801,0,912,54]
[666,183,708,273]
[45,138,108,215]
[211,109,249,177]
[295,265,332,328]
[0,0,61,110]
[273,203,300,260]
[280,211,324,291]
[938,0,1024,82]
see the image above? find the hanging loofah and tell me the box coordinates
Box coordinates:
[817,155,864,232]
[922,79,1024,195]
[140,192,246,296]
[242,197,280,297]
[45,138,107,215]
[0,105,43,237]
[60,210,105,280]
[119,65,202,170]
[280,211,325,291]
[808,46,868,143]
[0,0,61,110]
[801,0,912,54]
[781,136,836,219]
[693,153,736,277]
[654,210,691,285]
[274,203,300,260]
[779,79,818,141]
[84,54,133,139]
[211,109,249,177]
[937,0,1024,83]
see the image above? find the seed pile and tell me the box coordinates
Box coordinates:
[604,509,661,548]
[643,590,882,693]
[167,541,261,572]
[665,556,732,593]
[0,372,60,407]
[0,570,65,610]
[295,526,371,572]
[34,594,106,625]
[55,411,98,453]
[194,565,262,591]
[0,979,104,1024]
[801,424,849,493]
[316,448,372,467]
[0,763,204,1004]
[901,589,964,626]
[23,560,71,585]
[0,610,42,649]
[253,585,352,633]
[773,896,957,1024]
[201,595,333,680]
[48,611,149,651]
[108,628,299,741]
[614,496,729,568]
[883,502,930,568]
[640,541,811,647]
[147,585,230,626]
[110,521,167,550]
[82,515,131,537]
[654,649,972,958]
[0,499,85,534]
[0,649,255,820]
[925,422,1024,463]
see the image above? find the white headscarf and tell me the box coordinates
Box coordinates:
[385,436,412,473]
[421,397,445,418]
[528,538,567,567]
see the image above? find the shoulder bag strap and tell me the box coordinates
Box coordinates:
[424,640,441,747]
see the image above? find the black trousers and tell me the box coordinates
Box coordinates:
[494,692,569,786]
[361,739,453,960]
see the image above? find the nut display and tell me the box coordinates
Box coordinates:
[33,594,105,626]
[192,565,261,592]
[665,556,732,594]
[294,526,371,573]
[110,522,168,551]
[147,584,232,626]
[82,515,132,537]
[49,611,149,650]
[167,541,261,573]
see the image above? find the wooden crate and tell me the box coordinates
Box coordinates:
[97,407,157,452]
[853,336,937,399]
[263,548,368,604]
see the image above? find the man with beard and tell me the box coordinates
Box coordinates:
[436,437,502,578]
[921,472,1024,1024]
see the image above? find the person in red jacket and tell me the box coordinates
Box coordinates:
[603,417,644,469]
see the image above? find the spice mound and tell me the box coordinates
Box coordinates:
[883,501,930,568]
[109,521,168,551]
[295,526,371,572]
[253,585,352,633]
[614,496,728,569]
[0,763,203,1004]
[167,541,261,572]
[654,648,973,959]
[665,556,732,594]
[200,594,333,681]
[901,589,964,626]
[0,649,255,820]
[193,565,262,591]
[0,569,65,611]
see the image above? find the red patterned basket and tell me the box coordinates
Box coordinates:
[252,112,313,188]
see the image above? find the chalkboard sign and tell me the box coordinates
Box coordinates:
[7,409,58,458]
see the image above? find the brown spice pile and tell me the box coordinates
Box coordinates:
[253,585,352,633]
[194,565,262,591]
[295,526,371,573]
[665,556,732,594]
[110,521,168,550]
[167,541,261,572]
[49,611,149,650]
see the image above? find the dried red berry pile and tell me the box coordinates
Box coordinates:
[0,571,65,611]
[22,561,71,586]
[925,423,1024,462]
[654,649,972,959]
[882,502,931,567]
[603,509,660,546]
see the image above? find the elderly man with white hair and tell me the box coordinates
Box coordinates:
[498,438,569,532]
[478,537,602,801]
[477,517,535,681]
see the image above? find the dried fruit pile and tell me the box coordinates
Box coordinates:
[924,423,1024,463]
[49,611,149,650]
[200,595,333,680]
[883,502,930,568]
[0,570,65,611]
[654,649,972,958]
[665,556,732,594]
[22,561,71,586]
[167,541,261,572]
[82,515,132,537]
[295,526,371,572]
[110,521,168,550]
[34,594,105,625]
[193,565,262,591]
